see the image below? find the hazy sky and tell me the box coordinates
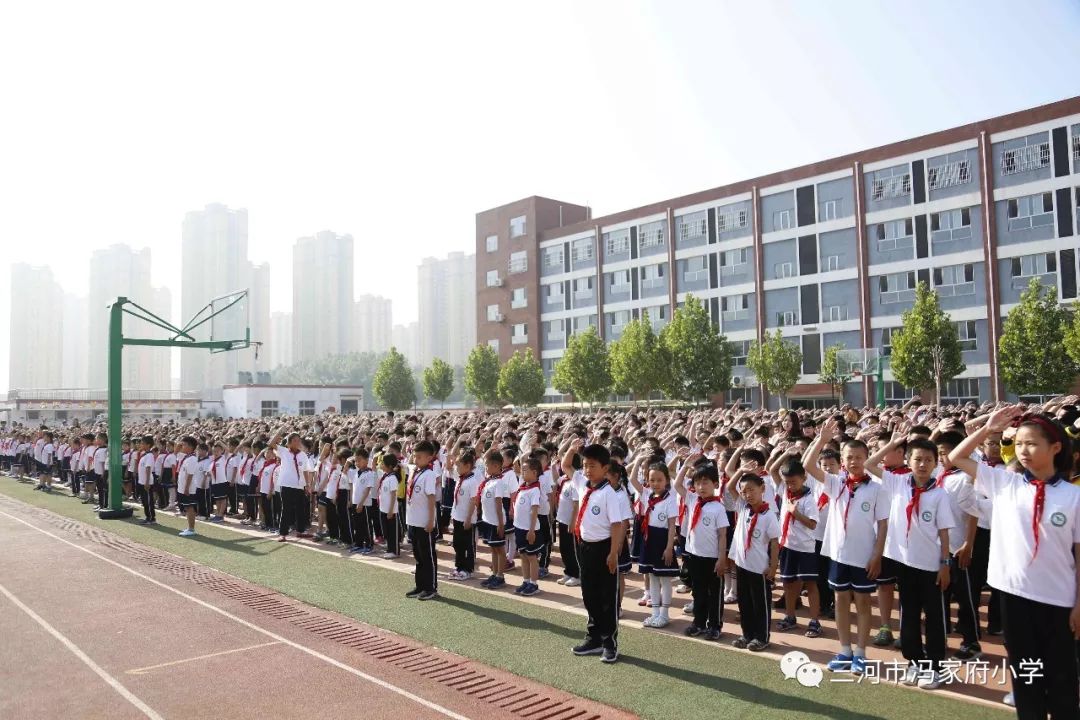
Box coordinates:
[2,0,1079,390]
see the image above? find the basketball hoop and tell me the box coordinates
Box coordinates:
[852,370,863,379]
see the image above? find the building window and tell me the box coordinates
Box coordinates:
[510,215,527,238]
[645,305,668,323]
[1011,252,1056,278]
[775,310,798,326]
[823,254,842,272]
[825,304,848,322]
[543,246,564,268]
[941,378,980,405]
[486,234,498,252]
[956,320,977,352]
[773,262,794,279]
[572,314,596,333]
[717,207,749,232]
[1001,141,1050,175]
[879,271,916,304]
[26,410,40,421]
[639,221,665,248]
[721,294,750,321]
[604,229,631,255]
[871,169,912,201]
[730,340,751,366]
[511,323,528,345]
[772,210,791,231]
[486,269,502,287]
[927,158,971,189]
[884,381,918,404]
[875,218,915,251]
[818,199,839,221]
[545,283,563,303]
[488,338,500,353]
[610,310,631,336]
[1074,133,1080,162]
[487,304,501,322]
[571,238,594,263]
[511,287,527,309]
[261,400,279,418]
[683,255,708,282]
[676,212,707,240]
[573,276,594,299]
[340,399,359,415]
[721,247,749,273]
[299,400,315,416]
[933,263,975,297]
[508,251,528,274]
[55,410,68,421]
[547,321,565,342]
[930,207,972,242]
[881,327,898,357]
[640,263,665,289]
[610,269,631,293]
[1007,192,1054,231]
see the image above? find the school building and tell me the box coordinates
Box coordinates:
[475,96,1080,409]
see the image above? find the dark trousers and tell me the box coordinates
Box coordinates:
[558,522,580,580]
[260,494,279,528]
[351,505,372,548]
[196,487,209,517]
[381,511,399,554]
[72,471,83,497]
[950,554,981,645]
[687,553,724,630]
[576,538,618,650]
[137,485,156,521]
[970,526,1002,632]
[736,564,772,644]
[1002,591,1080,720]
[539,516,552,569]
[409,526,437,592]
[897,562,947,668]
[452,520,476,572]
[337,491,354,546]
[323,497,339,539]
[279,487,306,536]
[397,499,407,542]
[227,483,238,515]
[93,471,107,507]
[815,539,834,611]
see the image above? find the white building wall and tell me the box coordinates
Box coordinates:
[221,385,364,418]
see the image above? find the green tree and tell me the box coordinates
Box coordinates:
[1001,278,1077,397]
[498,349,546,407]
[819,343,849,404]
[658,294,733,404]
[371,347,416,410]
[890,282,965,401]
[609,318,669,403]
[552,326,612,406]
[747,328,803,407]
[422,358,455,408]
[464,344,501,408]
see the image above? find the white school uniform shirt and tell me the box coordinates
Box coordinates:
[778,486,819,553]
[352,468,376,506]
[555,471,583,526]
[314,457,332,492]
[478,472,506,525]
[196,457,212,489]
[576,482,631,542]
[258,462,278,494]
[137,452,155,486]
[57,443,68,460]
[377,471,399,510]
[41,442,55,466]
[404,466,437,528]
[251,456,265,483]
[819,471,890,568]
[974,459,1006,530]
[226,452,242,483]
[500,468,520,499]
[33,438,45,463]
[513,482,542,531]
[685,497,730,558]
[880,469,956,573]
[679,476,699,530]
[274,446,309,489]
[92,447,108,475]
[538,469,554,516]
[325,466,342,497]
[163,452,177,473]
[938,468,979,554]
[451,471,480,523]
[640,488,679,531]
[153,452,165,477]
[124,450,134,473]
[209,454,230,485]
[976,464,1080,608]
[729,498,780,573]
[80,447,94,472]
[177,455,198,495]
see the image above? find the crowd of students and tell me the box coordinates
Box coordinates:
[3,396,1080,719]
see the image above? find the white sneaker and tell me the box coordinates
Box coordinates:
[917,671,943,690]
[178,529,196,537]
[556,576,568,585]
[381,552,397,560]
[653,615,670,628]
[458,571,472,580]
[1003,692,1015,707]
[675,584,690,594]
[564,577,581,587]
[902,664,920,686]
[724,590,738,604]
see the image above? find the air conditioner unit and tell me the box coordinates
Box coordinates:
[493,313,504,322]
[732,376,744,387]
[492,278,504,287]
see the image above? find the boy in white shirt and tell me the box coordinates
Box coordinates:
[350,448,377,554]
[513,457,545,596]
[377,452,401,558]
[174,436,199,537]
[135,435,157,525]
[476,450,508,589]
[449,450,480,580]
[727,472,780,651]
[405,441,439,601]
[684,463,730,641]
[771,456,821,638]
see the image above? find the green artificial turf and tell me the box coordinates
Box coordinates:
[0,479,1010,720]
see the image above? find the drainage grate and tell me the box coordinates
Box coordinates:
[0,495,611,720]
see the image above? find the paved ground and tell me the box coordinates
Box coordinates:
[0,499,630,720]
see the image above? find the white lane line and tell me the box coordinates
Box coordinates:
[0,581,165,720]
[126,641,281,675]
[0,510,471,720]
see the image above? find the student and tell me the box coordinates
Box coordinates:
[805,418,890,675]
[500,447,520,568]
[91,433,108,510]
[571,441,629,664]
[209,441,229,522]
[135,435,157,525]
[449,450,480,579]
[68,436,85,498]
[637,461,679,628]
[870,431,907,648]
[727,471,780,651]
[867,434,955,689]
[121,438,133,499]
[680,462,729,640]
[34,432,55,492]
[814,448,840,619]
[772,457,821,638]
[377,452,401,558]
[608,461,635,613]
[950,408,1080,720]
[477,450,508,588]
[175,436,199,537]
[348,448,374,554]
[258,447,280,532]
[534,447,557,580]
[405,440,439,600]
[554,452,583,588]
[512,457,545,596]
[225,437,241,517]
[268,426,312,542]
[320,450,347,545]
[312,442,334,540]
[161,443,178,511]
[235,443,254,524]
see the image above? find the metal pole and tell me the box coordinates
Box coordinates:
[876,361,886,408]
[102,298,132,519]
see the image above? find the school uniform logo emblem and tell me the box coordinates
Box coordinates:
[703,517,711,526]
[860,501,871,512]
[657,512,667,522]
[752,528,761,539]
[921,511,932,522]
[1051,511,1067,527]
[591,505,601,515]
[485,490,493,498]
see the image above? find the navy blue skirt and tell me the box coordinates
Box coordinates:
[629,515,645,562]
[639,526,680,576]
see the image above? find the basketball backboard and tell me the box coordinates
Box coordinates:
[206,289,251,353]
[835,348,881,378]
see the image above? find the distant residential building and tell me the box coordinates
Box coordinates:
[293,231,354,363]
[418,252,476,367]
[9,264,64,389]
[353,294,392,355]
[270,311,293,370]
[61,294,88,388]
[392,322,420,366]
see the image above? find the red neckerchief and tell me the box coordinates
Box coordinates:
[905,477,937,536]
[885,464,912,474]
[455,471,475,501]
[262,459,279,491]
[984,459,1003,467]
[210,455,219,481]
[641,490,670,541]
[690,495,721,532]
[240,455,251,479]
[574,482,605,540]
[1026,471,1064,562]
[842,474,870,532]
[780,486,811,547]
[408,465,430,502]
[514,481,541,522]
[476,472,503,504]
[678,476,698,526]
[746,502,771,549]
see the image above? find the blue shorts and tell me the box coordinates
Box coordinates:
[828,559,876,594]
[876,556,899,585]
[478,520,505,547]
[513,527,543,555]
[778,547,818,581]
